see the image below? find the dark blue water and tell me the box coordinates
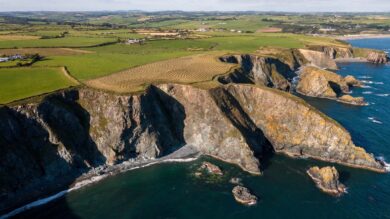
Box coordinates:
[14,39,390,219]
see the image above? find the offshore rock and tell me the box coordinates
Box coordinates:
[232,185,258,206]
[307,166,346,196]
[200,162,223,175]
[338,95,367,106]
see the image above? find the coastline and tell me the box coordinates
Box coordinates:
[336,34,390,40]
[0,145,200,219]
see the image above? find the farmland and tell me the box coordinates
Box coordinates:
[0,11,380,104]
[0,67,78,104]
[86,53,235,93]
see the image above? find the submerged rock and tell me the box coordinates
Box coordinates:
[229,177,242,185]
[200,162,223,175]
[232,185,257,206]
[338,95,367,106]
[307,166,346,196]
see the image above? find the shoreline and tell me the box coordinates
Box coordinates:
[336,34,390,40]
[0,145,200,219]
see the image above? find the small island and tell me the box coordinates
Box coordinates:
[307,166,347,196]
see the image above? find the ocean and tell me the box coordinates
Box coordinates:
[13,38,390,219]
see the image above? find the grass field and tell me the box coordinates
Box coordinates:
[0,36,117,49]
[86,54,235,93]
[0,48,93,56]
[0,67,79,104]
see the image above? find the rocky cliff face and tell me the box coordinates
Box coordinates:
[307,45,354,59]
[298,49,338,70]
[366,51,389,64]
[218,54,298,91]
[296,66,367,105]
[0,84,385,213]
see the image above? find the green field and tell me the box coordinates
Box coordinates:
[0,36,117,49]
[0,67,78,104]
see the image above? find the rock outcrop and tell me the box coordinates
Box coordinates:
[366,51,388,64]
[200,162,223,175]
[0,84,385,213]
[344,75,363,87]
[307,166,346,196]
[296,66,366,105]
[232,185,257,205]
[296,66,349,98]
[338,95,367,106]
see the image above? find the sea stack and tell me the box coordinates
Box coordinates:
[307,166,347,196]
[232,186,258,206]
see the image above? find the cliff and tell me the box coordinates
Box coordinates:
[0,83,385,213]
[298,49,338,70]
[296,66,367,105]
[307,45,389,63]
[218,54,295,91]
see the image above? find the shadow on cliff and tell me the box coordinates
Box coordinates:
[209,87,275,172]
[117,85,187,159]
[0,90,110,218]
[0,105,83,218]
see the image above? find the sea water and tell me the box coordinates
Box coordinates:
[13,38,390,219]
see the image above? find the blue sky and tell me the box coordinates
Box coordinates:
[1,0,390,12]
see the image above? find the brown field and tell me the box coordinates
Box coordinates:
[0,35,40,41]
[0,48,93,56]
[257,27,283,33]
[86,54,236,93]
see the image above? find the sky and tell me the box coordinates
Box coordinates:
[1,0,390,12]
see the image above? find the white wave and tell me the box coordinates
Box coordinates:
[376,94,390,97]
[368,117,383,124]
[361,80,384,85]
[0,156,199,219]
[376,156,390,172]
[358,76,372,79]
[363,91,373,94]
[361,85,372,89]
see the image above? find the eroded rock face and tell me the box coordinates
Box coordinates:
[298,49,338,70]
[0,84,385,213]
[307,166,346,196]
[307,45,354,59]
[367,51,388,64]
[222,84,383,172]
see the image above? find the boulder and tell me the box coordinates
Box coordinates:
[232,185,257,205]
[307,166,346,196]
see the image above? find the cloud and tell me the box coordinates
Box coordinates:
[0,0,390,12]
